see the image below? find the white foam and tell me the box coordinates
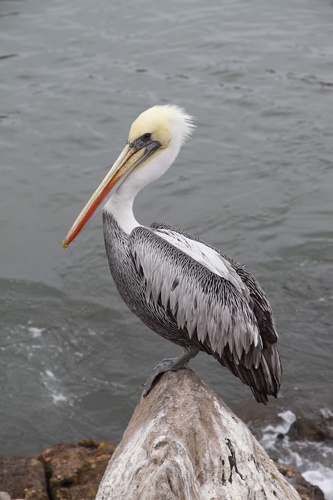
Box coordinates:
[303,466,333,500]
[261,410,296,449]
[87,328,97,336]
[260,410,333,500]
[28,326,45,338]
[320,407,333,420]
[51,392,68,404]
[42,370,69,405]
[45,369,56,380]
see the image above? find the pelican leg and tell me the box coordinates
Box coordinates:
[142,346,200,396]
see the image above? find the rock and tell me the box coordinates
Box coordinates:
[287,415,333,442]
[277,464,325,500]
[96,369,301,500]
[0,455,47,500]
[0,440,116,500]
[0,493,12,500]
[40,439,116,500]
[0,495,24,500]
[0,378,325,500]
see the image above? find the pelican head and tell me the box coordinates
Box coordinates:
[62,105,194,248]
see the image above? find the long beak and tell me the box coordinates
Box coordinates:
[62,144,148,248]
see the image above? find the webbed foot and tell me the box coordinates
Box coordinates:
[142,358,189,396]
[142,346,200,397]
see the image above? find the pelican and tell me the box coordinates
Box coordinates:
[62,105,281,404]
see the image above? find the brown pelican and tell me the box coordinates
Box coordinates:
[62,105,281,404]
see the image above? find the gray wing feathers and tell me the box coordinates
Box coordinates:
[130,227,263,369]
[148,222,282,402]
[151,221,279,345]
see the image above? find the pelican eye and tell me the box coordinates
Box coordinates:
[132,132,154,151]
[141,132,152,142]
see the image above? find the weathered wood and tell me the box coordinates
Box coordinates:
[97,369,300,500]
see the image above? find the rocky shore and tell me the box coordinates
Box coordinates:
[1,370,329,500]
[0,439,324,500]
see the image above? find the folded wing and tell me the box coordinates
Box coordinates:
[129,222,281,403]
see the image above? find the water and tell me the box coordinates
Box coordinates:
[259,411,333,500]
[1,0,333,495]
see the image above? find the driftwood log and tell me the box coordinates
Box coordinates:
[96,369,300,500]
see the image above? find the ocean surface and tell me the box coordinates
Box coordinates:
[1,0,333,496]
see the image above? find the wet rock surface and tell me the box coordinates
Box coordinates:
[0,440,116,500]
[278,464,325,500]
[287,413,333,443]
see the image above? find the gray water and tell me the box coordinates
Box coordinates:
[1,0,333,494]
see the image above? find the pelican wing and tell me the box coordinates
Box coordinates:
[130,225,267,369]
[151,221,278,345]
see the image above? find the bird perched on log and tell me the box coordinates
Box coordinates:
[62,104,282,404]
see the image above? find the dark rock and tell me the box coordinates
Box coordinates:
[40,439,116,500]
[288,415,333,442]
[277,464,325,500]
[0,440,116,500]
[0,455,47,500]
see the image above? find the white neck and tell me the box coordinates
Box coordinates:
[104,136,182,234]
[105,191,138,234]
